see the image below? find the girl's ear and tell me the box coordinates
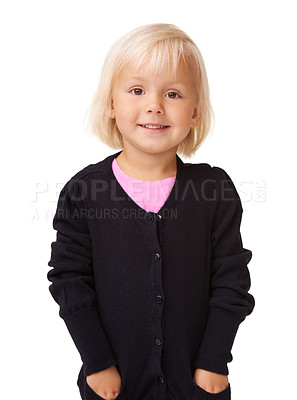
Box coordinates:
[191,107,200,128]
[110,99,115,119]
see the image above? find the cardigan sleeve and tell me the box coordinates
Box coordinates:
[47,178,118,377]
[194,166,255,375]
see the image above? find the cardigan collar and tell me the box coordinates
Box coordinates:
[103,150,187,217]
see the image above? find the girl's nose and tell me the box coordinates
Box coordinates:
[145,96,164,114]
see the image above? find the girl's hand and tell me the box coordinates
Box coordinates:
[86,365,122,400]
[193,368,229,394]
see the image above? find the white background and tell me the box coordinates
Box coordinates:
[1,0,296,399]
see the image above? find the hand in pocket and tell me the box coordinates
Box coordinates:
[193,368,229,393]
[86,365,122,400]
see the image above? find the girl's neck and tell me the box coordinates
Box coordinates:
[115,149,177,182]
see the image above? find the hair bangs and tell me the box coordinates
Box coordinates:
[116,38,190,79]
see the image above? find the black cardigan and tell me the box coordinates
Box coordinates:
[47,150,255,400]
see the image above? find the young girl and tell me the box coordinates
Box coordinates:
[47,23,255,400]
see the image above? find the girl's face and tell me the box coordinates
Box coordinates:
[110,59,199,156]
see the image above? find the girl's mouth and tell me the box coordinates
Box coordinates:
[138,124,170,132]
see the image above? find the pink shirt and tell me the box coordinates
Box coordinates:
[112,158,176,213]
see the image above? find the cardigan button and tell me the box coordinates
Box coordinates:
[157,213,162,222]
[158,376,165,384]
[155,295,163,303]
[155,338,162,346]
[154,253,161,262]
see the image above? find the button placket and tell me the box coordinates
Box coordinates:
[145,211,167,399]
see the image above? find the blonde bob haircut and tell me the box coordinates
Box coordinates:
[84,23,215,158]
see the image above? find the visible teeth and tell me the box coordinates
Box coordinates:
[142,125,167,129]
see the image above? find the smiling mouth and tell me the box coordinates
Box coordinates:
[138,124,170,130]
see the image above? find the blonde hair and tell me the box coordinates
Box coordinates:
[83,23,215,158]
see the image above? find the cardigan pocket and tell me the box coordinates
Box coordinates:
[84,376,126,400]
[192,382,231,400]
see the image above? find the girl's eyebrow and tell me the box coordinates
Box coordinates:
[124,77,146,82]
[124,77,149,84]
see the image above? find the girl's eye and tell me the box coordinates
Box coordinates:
[131,88,144,95]
[166,92,181,99]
